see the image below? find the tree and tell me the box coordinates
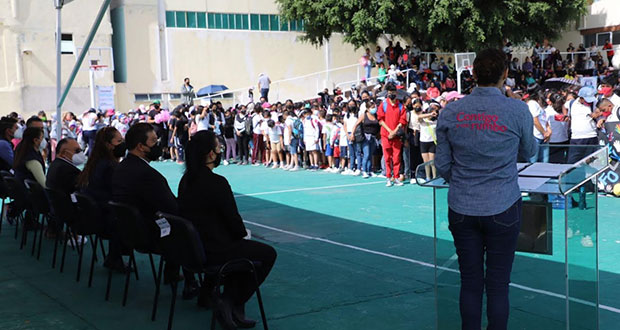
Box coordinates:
[275,0,588,51]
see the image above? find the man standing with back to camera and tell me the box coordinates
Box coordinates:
[435,49,537,330]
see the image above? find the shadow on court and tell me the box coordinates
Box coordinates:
[0,194,618,329]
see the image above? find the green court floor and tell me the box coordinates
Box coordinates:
[1,162,619,329]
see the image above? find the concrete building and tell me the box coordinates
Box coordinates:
[555,0,620,54]
[0,0,365,117]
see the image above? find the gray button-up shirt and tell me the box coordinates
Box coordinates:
[435,87,537,216]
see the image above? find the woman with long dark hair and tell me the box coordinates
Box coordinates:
[77,126,128,271]
[178,130,276,330]
[13,127,46,187]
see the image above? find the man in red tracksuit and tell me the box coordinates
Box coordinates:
[377,83,408,186]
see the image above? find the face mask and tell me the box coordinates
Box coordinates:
[389,94,397,100]
[369,107,377,115]
[39,138,48,151]
[145,142,162,161]
[72,151,86,166]
[600,87,613,96]
[14,126,23,139]
[208,151,222,168]
[113,141,127,158]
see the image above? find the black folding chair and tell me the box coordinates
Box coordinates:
[24,179,51,260]
[0,171,17,236]
[107,201,159,309]
[155,212,269,330]
[73,192,108,287]
[0,171,11,234]
[3,176,33,250]
[44,188,79,270]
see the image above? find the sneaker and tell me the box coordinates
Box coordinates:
[386,180,393,187]
[252,163,260,167]
[394,179,404,186]
[370,172,378,178]
[280,164,287,169]
[418,178,427,184]
[271,163,278,169]
[289,166,299,171]
[410,178,416,185]
[223,160,229,166]
[67,235,88,247]
[362,172,370,179]
[341,169,350,175]
[377,174,386,178]
[581,235,594,248]
[309,166,318,171]
[353,169,361,176]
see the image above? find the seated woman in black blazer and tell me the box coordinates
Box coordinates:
[178,130,277,330]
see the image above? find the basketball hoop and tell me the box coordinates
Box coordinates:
[90,65,107,79]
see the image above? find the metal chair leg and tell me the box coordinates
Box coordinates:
[30,213,39,256]
[132,255,139,281]
[0,198,4,234]
[148,253,157,283]
[167,281,178,330]
[60,228,70,273]
[105,267,113,301]
[88,236,99,288]
[151,257,164,321]
[36,215,46,260]
[51,228,60,268]
[99,238,107,260]
[76,234,85,282]
[20,214,28,250]
[122,253,134,306]
[14,212,19,240]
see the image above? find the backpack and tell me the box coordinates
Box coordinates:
[189,118,198,136]
[244,115,253,134]
[382,100,404,114]
[292,118,304,139]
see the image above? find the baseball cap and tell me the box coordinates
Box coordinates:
[578,86,597,104]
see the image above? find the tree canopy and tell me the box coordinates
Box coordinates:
[275,0,589,51]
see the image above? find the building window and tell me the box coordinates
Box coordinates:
[175,11,186,28]
[214,13,222,29]
[187,12,197,28]
[197,12,207,28]
[270,15,279,31]
[166,11,176,27]
[597,32,612,46]
[280,17,289,31]
[250,14,259,31]
[134,94,163,102]
[169,93,182,100]
[222,13,229,29]
[613,31,620,45]
[260,14,269,31]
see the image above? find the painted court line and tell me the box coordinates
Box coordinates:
[244,220,620,315]
[234,181,384,197]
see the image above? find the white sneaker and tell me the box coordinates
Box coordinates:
[418,178,427,184]
[386,179,393,187]
[271,163,278,169]
[377,174,386,178]
[353,169,361,176]
[394,179,404,186]
[341,169,350,175]
[67,235,88,247]
[581,235,594,248]
[410,178,416,185]
[370,172,378,178]
[362,172,369,179]
[252,163,260,167]
[223,160,229,166]
[279,164,286,169]
[289,166,299,171]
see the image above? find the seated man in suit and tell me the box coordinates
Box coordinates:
[111,123,198,298]
[46,138,84,195]
[46,138,84,237]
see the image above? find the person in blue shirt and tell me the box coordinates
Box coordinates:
[435,48,537,330]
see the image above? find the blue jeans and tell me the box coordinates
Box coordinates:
[448,198,522,330]
[361,135,377,173]
[364,65,371,79]
[529,137,549,163]
[348,141,362,170]
[260,88,269,102]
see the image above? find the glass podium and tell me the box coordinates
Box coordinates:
[415,145,609,330]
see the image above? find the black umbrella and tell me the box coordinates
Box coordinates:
[376,88,410,101]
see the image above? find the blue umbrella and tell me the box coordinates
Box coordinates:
[197,85,229,97]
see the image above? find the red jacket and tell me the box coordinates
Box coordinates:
[377,99,407,139]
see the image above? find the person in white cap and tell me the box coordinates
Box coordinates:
[567,85,604,163]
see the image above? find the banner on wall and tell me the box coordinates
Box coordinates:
[97,86,115,111]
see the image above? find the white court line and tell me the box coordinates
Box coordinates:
[234,181,384,198]
[244,220,620,315]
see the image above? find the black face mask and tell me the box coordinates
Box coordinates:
[389,94,397,100]
[113,142,127,158]
[208,151,222,168]
[146,142,162,161]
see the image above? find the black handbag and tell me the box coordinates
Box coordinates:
[354,125,365,143]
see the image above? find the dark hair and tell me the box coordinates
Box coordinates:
[14,127,43,168]
[473,48,508,86]
[184,130,217,178]
[385,82,397,92]
[77,127,120,187]
[125,123,154,150]
[26,116,43,127]
[267,119,275,128]
[0,117,17,141]
[55,138,72,156]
